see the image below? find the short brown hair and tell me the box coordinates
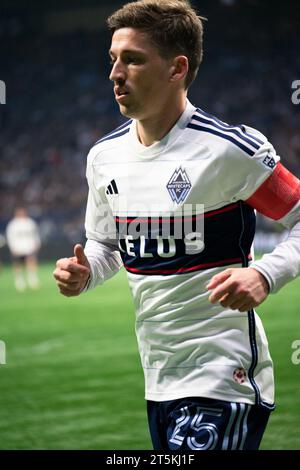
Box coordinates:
[107,0,204,89]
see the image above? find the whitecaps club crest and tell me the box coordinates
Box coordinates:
[167,167,192,204]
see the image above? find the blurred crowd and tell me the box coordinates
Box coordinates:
[0,32,121,249]
[0,7,299,254]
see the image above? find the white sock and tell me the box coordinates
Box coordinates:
[27,270,40,289]
[15,274,26,292]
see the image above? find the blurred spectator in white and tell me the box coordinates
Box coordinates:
[6,207,41,291]
[0,233,6,272]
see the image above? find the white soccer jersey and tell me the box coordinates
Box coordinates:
[6,217,41,256]
[84,100,292,407]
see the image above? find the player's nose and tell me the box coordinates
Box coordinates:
[109,59,126,82]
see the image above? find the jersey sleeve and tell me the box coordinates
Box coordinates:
[222,126,300,293]
[83,238,123,291]
[83,147,123,291]
[250,219,300,293]
[220,125,281,204]
[219,123,300,221]
[245,163,300,221]
[84,147,119,247]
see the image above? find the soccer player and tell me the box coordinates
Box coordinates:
[6,207,41,291]
[53,0,300,450]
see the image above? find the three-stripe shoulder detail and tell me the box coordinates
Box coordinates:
[187,108,265,156]
[94,119,132,146]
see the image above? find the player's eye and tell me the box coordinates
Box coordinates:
[125,56,141,65]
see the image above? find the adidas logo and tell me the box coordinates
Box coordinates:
[106,179,119,195]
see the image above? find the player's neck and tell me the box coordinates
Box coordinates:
[136,94,187,147]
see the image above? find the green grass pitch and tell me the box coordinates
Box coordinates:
[0,263,299,449]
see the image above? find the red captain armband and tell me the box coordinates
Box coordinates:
[245,163,300,220]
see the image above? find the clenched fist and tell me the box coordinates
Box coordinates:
[206,267,270,312]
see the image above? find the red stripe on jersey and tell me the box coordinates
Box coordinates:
[204,203,239,219]
[125,255,252,275]
[115,203,239,224]
[246,163,300,220]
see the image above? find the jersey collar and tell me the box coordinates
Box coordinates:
[128,99,196,158]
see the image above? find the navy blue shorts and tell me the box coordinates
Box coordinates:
[147,397,271,450]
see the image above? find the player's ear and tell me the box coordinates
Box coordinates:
[169,56,189,83]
